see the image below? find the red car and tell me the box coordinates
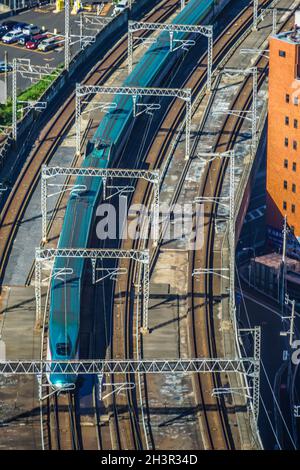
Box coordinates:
[25,34,47,50]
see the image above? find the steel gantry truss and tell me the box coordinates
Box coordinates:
[76,13,110,49]
[75,84,192,159]
[193,151,235,319]
[0,358,258,375]
[0,351,260,421]
[239,327,261,422]
[128,21,213,90]
[215,68,258,156]
[253,0,259,30]
[12,59,60,141]
[40,165,160,246]
[34,247,150,331]
[261,7,278,34]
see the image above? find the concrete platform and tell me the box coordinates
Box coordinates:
[0,285,41,450]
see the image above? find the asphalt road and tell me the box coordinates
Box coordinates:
[237,278,300,449]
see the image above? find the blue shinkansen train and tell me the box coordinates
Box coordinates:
[47,0,216,388]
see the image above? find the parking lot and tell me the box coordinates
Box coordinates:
[0,3,114,96]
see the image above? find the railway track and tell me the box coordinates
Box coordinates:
[0,0,289,452]
[109,0,293,450]
[0,0,180,287]
[0,0,180,451]
[188,60,269,451]
[188,7,296,449]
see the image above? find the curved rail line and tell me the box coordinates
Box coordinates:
[0,0,179,287]
[0,0,180,451]
[0,0,284,451]
[189,7,296,449]
[109,0,278,450]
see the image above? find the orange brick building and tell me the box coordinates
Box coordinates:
[267,24,300,246]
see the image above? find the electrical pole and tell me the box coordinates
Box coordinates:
[64,0,70,71]
[12,58,17,141]
[272,9,277,35]
[281,295,296,347]
[253,0,258,31]
[282,214,288,264]
[4,51,8,103]
[279,215,288,307]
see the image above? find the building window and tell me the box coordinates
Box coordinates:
[279,50,286,57]
[284,159,288,168]
[285,138,289,147]
[284,180,288,189]
[292,204,296,213]
[293,162,297,171]
[292,183,296,193]
[295,119,298,128]
[294,96,299,106]
[285,116,289,125]
[293,140,298,150]
[286,94,290,103]
[283,201,287,210]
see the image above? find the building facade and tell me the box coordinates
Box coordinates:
[267,18,300,248]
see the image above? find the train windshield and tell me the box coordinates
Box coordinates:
[56,342,71,356]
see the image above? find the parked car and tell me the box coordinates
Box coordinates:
[0,61,12,73]
[37,37,61,52]
[113,0,128,15]
[22,24,41,36]
[2,30,25,44]
[25,34,48,50]
[18,34,32,46]
[0,27,8,39]
[1,21,27,32]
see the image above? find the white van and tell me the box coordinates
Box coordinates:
[113,0,128,15]
[23,24,41,36]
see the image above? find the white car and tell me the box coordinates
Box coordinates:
[2,30,24,44]
[113,0,128,15]
[22,24,41,36]
[37,37,60,52]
